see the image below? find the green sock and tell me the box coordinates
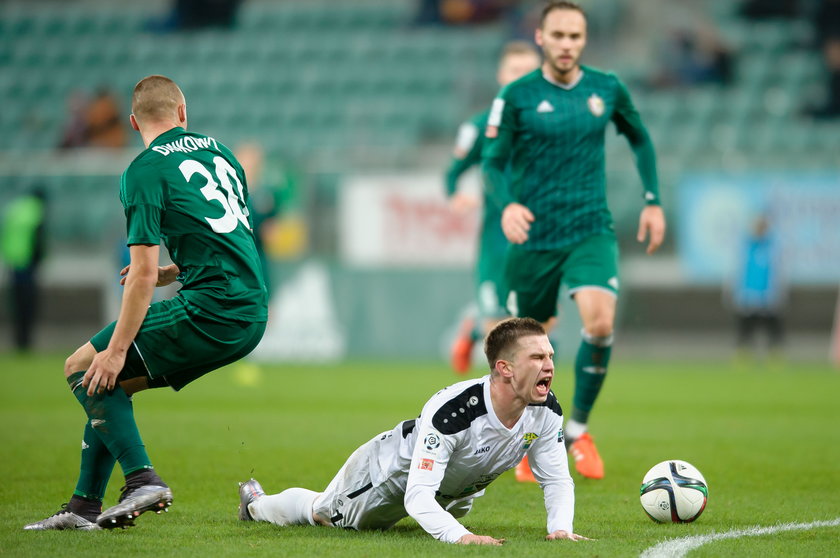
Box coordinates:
[68,371,152,476]
[73,421,116,501]
[571,332,613,424]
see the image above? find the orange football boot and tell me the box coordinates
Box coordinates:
[569,433,604,479]
[450,319,475,374]
[515,455,538,483]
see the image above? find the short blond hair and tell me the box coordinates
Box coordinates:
[131,75,184,123]
[500,40,539,60]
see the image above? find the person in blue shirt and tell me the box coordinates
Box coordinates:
[731,215,786,361]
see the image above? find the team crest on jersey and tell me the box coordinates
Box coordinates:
[419,458,435,471]
[587,93,605,117]
[523,432,539,450]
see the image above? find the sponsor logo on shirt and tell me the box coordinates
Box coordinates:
[473,445,491,455]
[587,93,605,117]
[557,428,564,443]
[536,100,555,113]
[419,458,435,471]
[523,432,539,450]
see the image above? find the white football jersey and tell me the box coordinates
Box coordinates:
[368,375,574,543]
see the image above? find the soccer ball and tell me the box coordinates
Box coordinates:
[640,460,708,523]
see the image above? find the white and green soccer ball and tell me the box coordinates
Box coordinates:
[640,460,708,523]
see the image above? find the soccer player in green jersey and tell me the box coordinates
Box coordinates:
[446,41,541,374]
[482,1,666,481]
[24,75,268,531]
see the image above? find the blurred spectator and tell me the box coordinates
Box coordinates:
[651,26,734,89]
[739,0,799,19]
[58,88,127,149]
[729,215,786,362]
[0,188,47,352]
[149,0,242,32]
[85,89,128,148]
[58,91,89,149]
[413,0,513,26]
[806,0,840,118]
[235,142,281,296]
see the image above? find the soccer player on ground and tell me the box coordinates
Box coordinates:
[482,1,665,481]
[24,75,268,531]
[238,318,589,545]
[446,41,541,375]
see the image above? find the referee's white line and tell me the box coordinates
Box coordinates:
[640,517,840,558]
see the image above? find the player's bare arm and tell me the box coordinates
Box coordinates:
[636,205,666,255]
[119,262,180,287]
[546,529,592,541]
[84,244,159,395]
[501,203,535,244]
[458,534,506,545]
[448,191,480,214]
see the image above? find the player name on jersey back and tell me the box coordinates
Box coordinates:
[152,136,218,156]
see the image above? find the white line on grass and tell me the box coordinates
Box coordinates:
[640,517,840,558]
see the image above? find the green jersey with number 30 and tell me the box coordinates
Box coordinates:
[120,127,268,322]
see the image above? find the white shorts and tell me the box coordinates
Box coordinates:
[311,433,478,531]
[312,435,407,530]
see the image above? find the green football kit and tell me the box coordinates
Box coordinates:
[445,109,508,322]
[90,126,268,390]
[483,65,660,319]
[65,126,268,507]
[482,66,660,427]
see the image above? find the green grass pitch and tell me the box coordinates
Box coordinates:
[1,353,838,557]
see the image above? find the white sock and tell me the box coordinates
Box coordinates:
[250,488,319,526]
[565,419,587,441]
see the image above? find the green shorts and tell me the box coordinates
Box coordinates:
[505,234,619,323]
[90,296,266,391]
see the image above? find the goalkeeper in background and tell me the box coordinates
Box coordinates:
[446,41,540,374]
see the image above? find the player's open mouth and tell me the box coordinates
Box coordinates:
[535,376,551,396]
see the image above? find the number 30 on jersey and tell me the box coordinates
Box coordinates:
[179,156,251,233]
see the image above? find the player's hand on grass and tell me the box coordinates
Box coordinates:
[83,348,127,395]
[546,529,592,541]
[502,203,534,244]
[637,205,666,255]
[457,534,506,545]
[119,263,180,287]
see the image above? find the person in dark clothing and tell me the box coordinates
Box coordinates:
[1,188,47,351]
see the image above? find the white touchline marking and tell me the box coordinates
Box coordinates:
[640,517,840,558]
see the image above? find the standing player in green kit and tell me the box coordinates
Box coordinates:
[446,41,541,374]
[482,1,665,481]
[24,75,268,530]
